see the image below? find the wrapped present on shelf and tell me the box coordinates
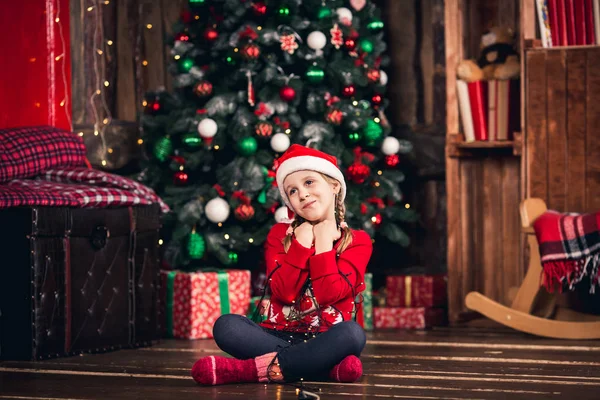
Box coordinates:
[247,296,270,322]
[162,269,250,339]
[356,273,373,331]
[385,274,447,308]
[374,307,446,329]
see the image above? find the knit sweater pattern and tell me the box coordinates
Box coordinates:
[259,223,372,333]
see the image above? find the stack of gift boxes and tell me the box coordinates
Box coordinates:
[372,274,448,329]
[159,268,446,339]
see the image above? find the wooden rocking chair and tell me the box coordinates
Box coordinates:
[465,198,600,339]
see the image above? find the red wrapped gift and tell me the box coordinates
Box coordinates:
[373,307,446,329]
[385,274,447,307]
[162,269,250,339]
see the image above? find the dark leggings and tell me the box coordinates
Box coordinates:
[212,314,366,381]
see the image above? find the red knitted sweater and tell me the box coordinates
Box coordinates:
[259,223,372,333]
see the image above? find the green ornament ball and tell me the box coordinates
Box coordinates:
[363,119,383,145]
[306,65,325,83]
[359,39,374,53]
[238,137,258,156]
[367,19,385,31]
[179,57,194,72]
[317,6,332,19]
[153,136,173,162]
[187,231,206,259]
[182,132,202,148]
[189,0,205,3]
[228,251,239,264]
[347,132,362,144]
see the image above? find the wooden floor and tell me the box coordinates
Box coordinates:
[2,321,600,400]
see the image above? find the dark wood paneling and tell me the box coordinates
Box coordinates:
[115,0,139,121]
[565,50,587,212]
[586,49,600,212]
[546,50,567,211]
[526,50,548,202]
[501,159,522,304]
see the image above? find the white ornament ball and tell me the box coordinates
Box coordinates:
[307,31,327,50]
[382,136,401,155]
[205,197,230,223]
[336,7,353,25]
[274,206,292,223]
[270,133,291,153]
[197,118,218,138]
[379,70,388,85]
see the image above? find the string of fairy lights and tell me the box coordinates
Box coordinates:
[75,0,148,167]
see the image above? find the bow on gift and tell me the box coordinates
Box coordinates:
[257,170,277,204]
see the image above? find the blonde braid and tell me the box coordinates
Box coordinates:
[283,216,304,252]
[336,193,353,254]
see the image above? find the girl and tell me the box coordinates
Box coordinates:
[191,144,372,385]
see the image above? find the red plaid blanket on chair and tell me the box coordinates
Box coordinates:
[533,210,600,293]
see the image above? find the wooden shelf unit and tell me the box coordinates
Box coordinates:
[445,0,600,323]
[444,0,525,323]
[447,132,523,158]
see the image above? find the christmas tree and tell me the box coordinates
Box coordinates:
[140,0,416,269]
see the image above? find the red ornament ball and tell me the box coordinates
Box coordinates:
[367,68,381,83]
[371,93,382,106]
[234,204,255,221]
[346,163,371,184]
[175,32,190,42]
[348,29,359,39]
[372,213,382,228]
[385,154,400,167]
[242,43,260,60]
[255,121,273,137]
[204,27,219,41]
[326,109,343,125]
[252,1,267,15]
[194,81,213,97]
[342,85,356,97]
[279,86,296,102]
[344,38,357,51]
[174,171,189,185]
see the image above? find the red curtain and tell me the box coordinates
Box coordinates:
[0,0,71,131]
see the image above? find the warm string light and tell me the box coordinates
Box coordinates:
[86,0,114,166]
[54,0,71,129]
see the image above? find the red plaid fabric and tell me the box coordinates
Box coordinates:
[0,126,87,183]
[533,210,600,293]
[0,167,169,212]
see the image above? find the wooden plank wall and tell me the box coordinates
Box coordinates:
[70,0,186,127]
[446,0,522,322]
[526,47,600,213]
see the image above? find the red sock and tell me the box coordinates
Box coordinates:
[191,352,279,385]
[329,355,362,383]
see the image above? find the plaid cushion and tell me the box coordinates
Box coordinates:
[0,167,169,212]
[0,126,87,183]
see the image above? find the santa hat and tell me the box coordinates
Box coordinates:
[276,144,346,216]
